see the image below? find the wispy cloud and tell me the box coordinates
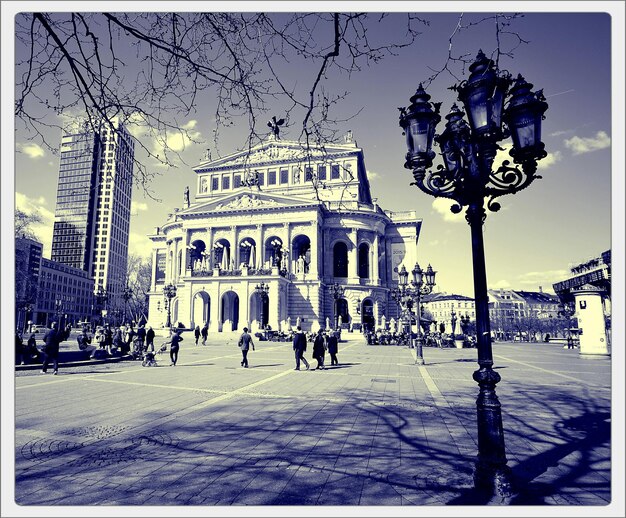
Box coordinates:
[517,269,568,290]
[127,231,153,258]
[154,119,202,155]
[431,198,465,223]
[15,192,55,257]
[16,142,45,159]
[564,131,610,155]
[538,150,562,170]
[491,279,512,289]
[131,201,149,214]
[367,169,380,180]
[495,142,560,171]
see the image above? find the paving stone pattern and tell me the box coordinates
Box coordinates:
[14,335,611,506]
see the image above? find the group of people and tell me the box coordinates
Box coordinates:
[15,323,73,372]
[86,323,156,358]
[235,326,340,371]
[193,323,209,345]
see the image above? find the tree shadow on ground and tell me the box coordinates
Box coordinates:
[15,373,610,507]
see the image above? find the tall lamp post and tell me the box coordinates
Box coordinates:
[329,283,345,330]
[95,286,108,326]
[163,283,177,328]
[255,282,270,330]
[399,50,548,496]
[405,263,436,365]
[122,284,133,325]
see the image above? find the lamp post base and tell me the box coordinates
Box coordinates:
[414,338,425,365]
[473,458,514,498]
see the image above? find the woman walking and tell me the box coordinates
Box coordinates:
[169,328,183,366]
[327,330,339,366]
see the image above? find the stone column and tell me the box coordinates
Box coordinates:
[257,224,264,270]
[232,226,239,270]
[309,223,319,277]
[372,234,380,285]
[269,281,280,330]
[284,222,292,273]
[572,287,610,357]
[349,228,359,283]
[207,229,214,269]
[151,249,158,291]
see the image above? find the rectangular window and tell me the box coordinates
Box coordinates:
[305,167,313,182]
[318,165,327,180]
[234,175,242,188]
[211,177,219,191]
[268,170,277,185]
[331,164,340,180]
[280,169,289,184]
[257,172,264,186]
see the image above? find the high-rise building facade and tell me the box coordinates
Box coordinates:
[50,119,134,307]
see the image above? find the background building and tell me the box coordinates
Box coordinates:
[422,293,476,335]
[33,258,95,328]
[15,236,43,331]
[147,134,422,332]
[50,118,135,309]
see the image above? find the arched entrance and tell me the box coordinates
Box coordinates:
[361,298,375,332]
[221,291,239,331]
[249,292,270,330]
[333,241,348,277]
[358,243,370,279]
[335,298,349,329]
[192,291,210,329]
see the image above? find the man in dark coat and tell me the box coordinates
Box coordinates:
[41,322,61,375]
[238,327,255,368]
[312,329,326,370]
[194,325,201,345]
[327,330,339,366]
[201,322,209,345]
[146,326,155,352]
[136,324,147,350]
[292,326,309,371]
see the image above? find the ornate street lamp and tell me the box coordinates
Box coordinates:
[329,283,345,329]
[451,309,458,337]
[399,49,548,496]
[122,284,133,325]
[409,262,436,365]
[163,283,177,328]
[255,282,270,330]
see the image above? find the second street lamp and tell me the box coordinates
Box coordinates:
[399,49,548,496]
[163,283,177,328]
[255,282,270,330]
[329,283,345,330]
[409,262,436,365]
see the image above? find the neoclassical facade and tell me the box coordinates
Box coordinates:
[147,136,422,332]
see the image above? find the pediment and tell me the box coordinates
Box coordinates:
[180,190,318,216]
[193,138,359,173]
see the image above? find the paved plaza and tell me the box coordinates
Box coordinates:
[12,333,612,508]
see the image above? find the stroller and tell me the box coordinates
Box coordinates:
[141,349,158,367]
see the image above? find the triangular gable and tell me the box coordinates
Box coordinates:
[179,190,319,216]
[193,138,360,173]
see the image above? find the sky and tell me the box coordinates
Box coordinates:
[8,4,624,298]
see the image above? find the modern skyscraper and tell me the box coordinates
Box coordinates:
[50,118,134,307]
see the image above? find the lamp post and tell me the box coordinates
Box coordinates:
[255,282,270,330]
[122,284,133,325]
[329,283,345,330]
[451,309,457,337]
[407,263,436,365]
[55,299,63,327]
[399,50,548,496]
[163,283,177,328]
[95,286,108,326]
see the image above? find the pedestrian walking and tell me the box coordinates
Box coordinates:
[146,326,155,352]
[327,329,339,366]
[201,322,208,345]
[292,325,309,371]
[567,336,574,349]
[194,325,201,345]
[312,329,326,370]
[41,322,61,375]
[105,325,113,354]
[27,333,38,363]
[113,327,124,353]
[238,327,255,368]
[137,324,146,350]
[169,328,183,366]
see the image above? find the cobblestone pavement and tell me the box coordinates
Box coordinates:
[11,333,613,509]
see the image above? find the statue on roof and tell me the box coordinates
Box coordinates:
[184,186,190,208]
[267,116,285,139]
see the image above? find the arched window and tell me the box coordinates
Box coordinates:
[238,238,257,268]
[292,235,311,273]
[358,243,369,279]
[333,242,348,278]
